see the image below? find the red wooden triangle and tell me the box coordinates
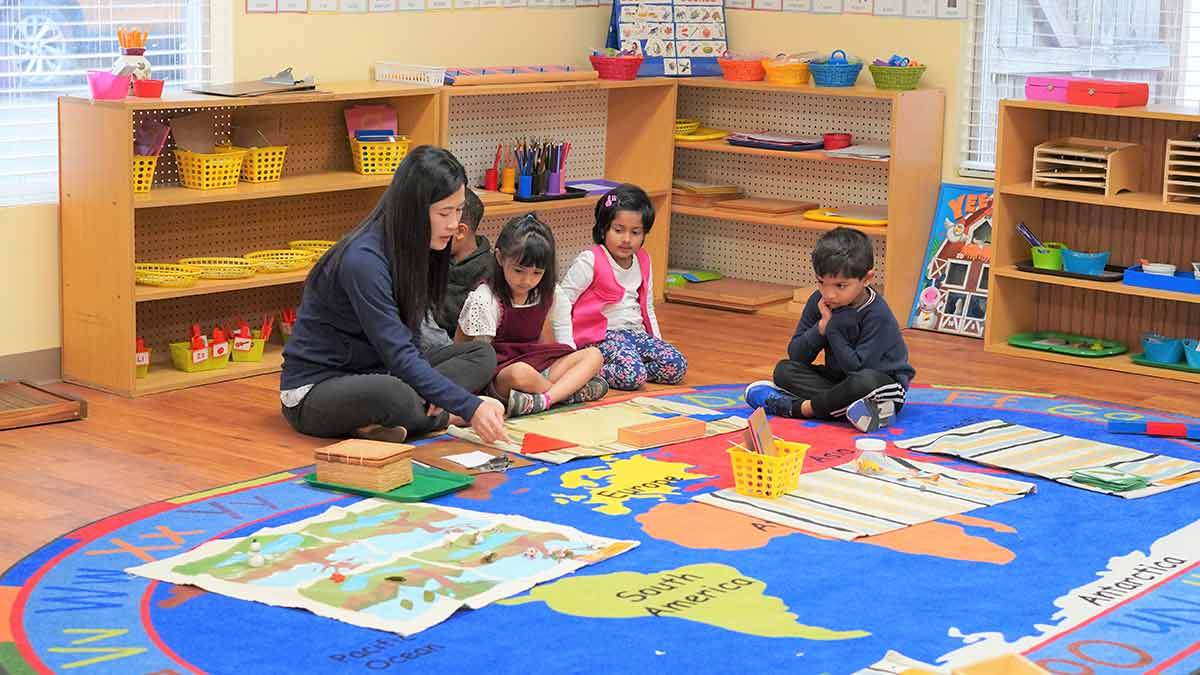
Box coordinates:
[521,432,575,454]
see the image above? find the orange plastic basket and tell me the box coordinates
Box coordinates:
[717,58,765,81]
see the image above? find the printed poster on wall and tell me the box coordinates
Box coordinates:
[907,183,994,339]
[606,0,726,77]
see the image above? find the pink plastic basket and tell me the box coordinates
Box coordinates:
[87,70,131,100]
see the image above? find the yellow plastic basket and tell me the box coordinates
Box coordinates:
[674,117,701,136]
[218,145,288,183]
[675,127,731,142]
[174,148,247,190]
[244,249,315,273]
[177,257,256,279]
[132,155,158,193]
[762,60,810,85]
[135,262,202,287]
[350,136,410,175]
[728,440,807,499]
[288,239,336,255]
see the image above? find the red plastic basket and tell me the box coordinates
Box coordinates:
[717,58,765,81]
[589,55,643,80]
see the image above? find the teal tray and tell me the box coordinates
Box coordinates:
[1008,331,1127,357]
[303,465,474,502]
[1130,352,1200,374]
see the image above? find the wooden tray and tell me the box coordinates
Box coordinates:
[666,278,796,312]
[0,381,87,431]
[671,190,743,208]
[1032,136,1141,196]
[715,197,819,215]
[409,439,532,475]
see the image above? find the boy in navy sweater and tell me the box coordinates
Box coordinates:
[745,227,914,432]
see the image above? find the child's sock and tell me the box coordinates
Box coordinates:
[744,380,803,418]
[506,389,551,417]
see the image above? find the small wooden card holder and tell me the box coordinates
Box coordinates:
[1031,137,1141,196]
[1163,138,1200,203]
[314,439,414,492]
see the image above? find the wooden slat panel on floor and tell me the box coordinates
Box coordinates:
[0,381,87,431]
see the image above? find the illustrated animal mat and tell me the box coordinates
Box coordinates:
[894,420,1200,498]
[694,454,1035,540]
[127,500,636,636]
[448,396,747,464]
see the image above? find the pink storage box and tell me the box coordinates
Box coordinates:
[1025,76,1083,103]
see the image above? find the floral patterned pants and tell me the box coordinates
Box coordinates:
[594,329,687,390]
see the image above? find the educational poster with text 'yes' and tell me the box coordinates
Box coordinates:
[611,0,726,77]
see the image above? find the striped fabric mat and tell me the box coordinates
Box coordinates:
[894,420,1200,499]
[693,455,1035,541]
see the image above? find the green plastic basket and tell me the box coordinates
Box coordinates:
[868,64,927,90]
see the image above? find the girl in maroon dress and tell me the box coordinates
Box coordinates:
[457,214,608,416]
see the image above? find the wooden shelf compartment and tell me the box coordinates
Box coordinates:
[677,77,921,100]
[136,267,314,303]
[134,346,286,396]
[672,203,889,236]
[991,265,1200,305]
[134,171,391,209]
[998,182,1200,217]
[70,80,442,111]
[675,138,890,166]
[984,342,1200,384]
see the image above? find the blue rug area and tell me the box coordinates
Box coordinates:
[3,385,1198,675]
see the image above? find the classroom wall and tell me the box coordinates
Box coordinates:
[1,7,977,367]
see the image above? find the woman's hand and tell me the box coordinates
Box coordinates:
[470,397,510,444]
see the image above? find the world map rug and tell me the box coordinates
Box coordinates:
[3,384,1199,675]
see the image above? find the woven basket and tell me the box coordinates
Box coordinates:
[762,60,810,85]
[868,64,927,90]
[589,55,643,80]
[177,257,256,279]
[717,58,765,81]
[809,51,863,87]
[134,263,201,287]
[244,249,315,273]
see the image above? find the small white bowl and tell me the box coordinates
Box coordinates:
[1193,262,1200,280]
[1142,262,1176,276]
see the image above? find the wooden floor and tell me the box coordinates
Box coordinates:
[3,303,1197,572]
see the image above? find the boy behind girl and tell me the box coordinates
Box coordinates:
[745,227,914,432]
[420,188,492,352]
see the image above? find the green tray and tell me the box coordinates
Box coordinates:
[303,465,474,502]
[1130,352,1200,373]
[1008,331,1127,357]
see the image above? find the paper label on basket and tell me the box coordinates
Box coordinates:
[135,352,150,366]
[234,337,254,352]
[211,342,229,358]
[191,349,209,365]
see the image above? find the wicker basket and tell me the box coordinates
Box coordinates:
[589,55,643,80]
[244,249,315,273]
[717,58,765,81]
[174,148,247,190]
[868,64,927,90]
[809,51,863,87]
[218,145,288,183]
[134,262,201,287]
[132,155,158,193]
[762,60,810,85]
[350,136,410,175]
[177,257,256,279]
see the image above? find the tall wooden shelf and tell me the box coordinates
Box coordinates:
[61,78,677,397]
[668,78,944,321]
[59,82,442,397]
[983,99,1200,384]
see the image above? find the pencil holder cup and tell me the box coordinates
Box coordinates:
[533,172,548,196]
[484,168,498,191]
[231,329,267,363]
[500,167,516,194]
[135,348,151,379]
[517,175,533,198]
[1031,242,1065,270]
[727,440,807,499]
[548,172,562,195]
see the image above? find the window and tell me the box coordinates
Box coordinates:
[979,262,990,290]
[960,0,1199,176]
[945,259,971,288]
[1,1,224,206]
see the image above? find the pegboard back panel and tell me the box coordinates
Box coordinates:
[137,285,302,362]
[447,91,607,188]
[674,151,889,206]
[133,99,415,188]
[677,87,893,143]
[669,214,887,289]
[476,204,597,283]
[135,189,381,261]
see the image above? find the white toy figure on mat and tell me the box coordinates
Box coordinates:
[914,286,942,330]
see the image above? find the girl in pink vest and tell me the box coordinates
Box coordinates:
[458,214,608,417]
[551,184,687,390]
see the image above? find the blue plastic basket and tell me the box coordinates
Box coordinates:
[1141,334,1184,364]
[1184,339,1200,369]
[1061,248,1110,276]
[809,50,863,87]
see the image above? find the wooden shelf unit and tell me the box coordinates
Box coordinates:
[669,78,944,319]
[983,99,1200,383]
[440,77,677,298]
[60,82,441,396]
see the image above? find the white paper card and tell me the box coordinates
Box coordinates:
[873,0,901,14]
[246,0,277,11]
[278,0,309,10]
[905,0,933,17]
[812,0,842,12]
[781,0,810,9]
[444,451,497,469]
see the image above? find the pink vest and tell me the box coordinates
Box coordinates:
[571,245,654,347]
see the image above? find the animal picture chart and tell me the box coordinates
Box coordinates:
[613,0,726,76]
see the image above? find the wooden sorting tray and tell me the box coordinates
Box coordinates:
[1032,137,1141,196]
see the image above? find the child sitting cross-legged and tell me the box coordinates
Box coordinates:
[745,227,914,432]
[457,213,608,417]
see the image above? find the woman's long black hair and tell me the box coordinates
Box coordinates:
[312,145,467,331]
